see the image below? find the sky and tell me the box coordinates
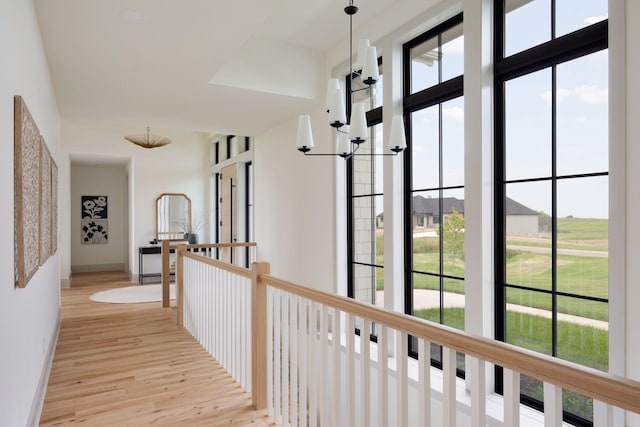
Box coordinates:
[386,1,609,219]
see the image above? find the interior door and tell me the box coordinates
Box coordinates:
[219,164,238,261]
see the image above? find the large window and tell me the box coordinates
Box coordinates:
[495,1,608,424]
[403,14,464,363]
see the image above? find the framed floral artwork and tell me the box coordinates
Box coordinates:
[81,219,108,244]
[81,195,108,219]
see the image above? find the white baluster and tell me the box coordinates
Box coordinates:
[282,292,290,426]
[346,314,355,427]
[593,399,613,427]
[503,368,520,427]
[299,298,308,427]
[290,295,299,427]
[418,339,431,427]
[274,290,282,424]
[469,356,486,427]
[214,268,220,359]
[543,382,562,427]
[377,325,388,427]
[320,305,329,427]
[309,302,318,427]
[442,347,456,426]
[360,318,371,427]
[333,308,342,425]
[395,330,407,427]
[245,277,251,392]
[266,287,274,417]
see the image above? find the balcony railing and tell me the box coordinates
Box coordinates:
[173,245,640,426]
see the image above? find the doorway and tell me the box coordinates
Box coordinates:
[219,164,238,261]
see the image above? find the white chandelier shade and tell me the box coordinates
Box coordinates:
[296,115,314,152]
[327,87,347,128]
[361,45,380,85]
[354,39,370,70]
[348,102,368,144]
[388,115,407,153]
[325,78,340,112]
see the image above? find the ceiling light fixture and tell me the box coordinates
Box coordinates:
[124,127,172,149]
[295,0,406,158]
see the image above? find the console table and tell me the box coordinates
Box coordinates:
[138,246,174,284]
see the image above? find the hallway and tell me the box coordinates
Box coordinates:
[40,272,272,426]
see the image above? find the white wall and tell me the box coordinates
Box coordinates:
[70,165,127,272]
[0,0,61,425]
[60,120,210,281]
[253,106,335,293]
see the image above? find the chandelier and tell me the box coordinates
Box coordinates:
[124,126,172,149]
[295,0,406,158]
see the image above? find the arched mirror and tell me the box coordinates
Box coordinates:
[156,193,191,240]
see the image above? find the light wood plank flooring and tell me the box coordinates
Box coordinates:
[40,271,273,426]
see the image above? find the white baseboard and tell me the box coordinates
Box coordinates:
[60,275,71,288]
[26,308,62,427]
[71,263,125,273]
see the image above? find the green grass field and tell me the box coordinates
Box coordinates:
[555,217,609,242]
[400,217,609,320]
[509,218,609,250]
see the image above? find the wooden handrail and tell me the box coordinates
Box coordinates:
[183,242,257,250]
[260,272,640,414]
[180,249,252,278]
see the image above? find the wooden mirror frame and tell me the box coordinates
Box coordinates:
[155,193,192,241]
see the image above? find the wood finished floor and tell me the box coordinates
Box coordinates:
[40,271,273,426]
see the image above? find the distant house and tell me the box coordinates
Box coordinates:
[376,196,539,236]
[503,197,540,236]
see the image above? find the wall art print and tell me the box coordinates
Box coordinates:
[81,219,108,244]
[14,96,41,288]
[82,195,108,219]
[40,137,52,265]
[51,160,58,254]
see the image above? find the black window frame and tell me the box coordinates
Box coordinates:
[226,135,234,160]
[494,2,608,425]
[245,161,253,268]
[402,14,465,369]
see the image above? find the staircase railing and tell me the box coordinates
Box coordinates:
[176,250,640,426]
[161,240,256,307]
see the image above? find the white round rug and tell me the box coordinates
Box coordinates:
[90,284,176,304]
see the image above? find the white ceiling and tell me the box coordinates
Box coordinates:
[34,0,396,137]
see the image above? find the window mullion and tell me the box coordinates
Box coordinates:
[551,63,558,358]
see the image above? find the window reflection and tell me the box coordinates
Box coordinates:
[410,23,463,93]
